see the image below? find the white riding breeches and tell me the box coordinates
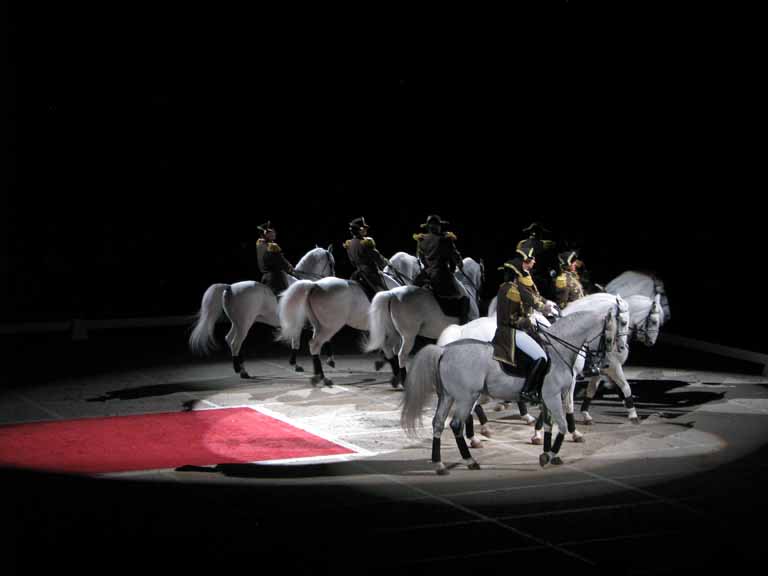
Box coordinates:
[516,330,547,361]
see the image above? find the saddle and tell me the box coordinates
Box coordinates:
[497,348,535,378]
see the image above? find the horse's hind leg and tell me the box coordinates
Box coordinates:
[321,341,335,368]
[225,318,254,379]
[605,364,639,424]
[580,376,603,425]
[565,376,585,443]
[307,322,340,387]
[432,392,454,475]
[450,402,480,470]
[289,338,304,372]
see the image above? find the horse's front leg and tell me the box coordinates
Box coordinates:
[539,396,567,468]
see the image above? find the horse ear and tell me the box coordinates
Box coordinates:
[327,244,333,253]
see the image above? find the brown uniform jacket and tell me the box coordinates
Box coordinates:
[344,236,387,292]
[554,270,585,310]
[413,231,463,297]
[256,239,293,293]
[491,276,547,366]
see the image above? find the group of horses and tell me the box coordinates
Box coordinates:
[189,245,669,473]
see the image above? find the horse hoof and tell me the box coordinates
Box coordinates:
[522,414,536,425]
[374,360,386,371]
[582,418,593,426]
[327,360,336,368]
[390,378,400,389]
[539,453,551,468]
[531,436,543,446]
[310,376,323,386]
[630,417,640,425]
[323,378,334,387]
[480,426,492,438]
[573,434,586,443]
[551,456,564,465]
[294,365,304,373]
[494,403,506,412]
[239,371,251,379]
[469,438,483,449]
[468,461,481,470]
[435,465,449,476]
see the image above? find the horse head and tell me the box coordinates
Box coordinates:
[642,294,663,346]
[296,246,336,279]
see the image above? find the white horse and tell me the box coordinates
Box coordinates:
[605,270,670,323]
[365,258,484,384]
[384,252,421,285]
[438,294,630,443]
[578,293,665,425]
[276,271,401,386]
[189,246,335,378]
[401,308,623,473]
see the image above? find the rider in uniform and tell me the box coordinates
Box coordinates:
[256,221,294,295]
[517,222,557,299]
[554,249,599,376]
[554,249,586,310]
[344,217,389,301]
[491,239,554,403]
[412,214,470,325]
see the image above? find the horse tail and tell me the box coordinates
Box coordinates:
[400,344,444,438]
[364,290,396,352]
[189,283,228,355]
[276,280,315,344]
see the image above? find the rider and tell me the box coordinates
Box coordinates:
[517,222,557,299]
[554,250,586,310]
[344,216,389,301]
[491,239,554,404]
[412,214,470,325]
[256,221,295,295]
[555,249,600,377]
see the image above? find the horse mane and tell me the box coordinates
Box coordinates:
[295,246,331,271]
[625,294,653,327]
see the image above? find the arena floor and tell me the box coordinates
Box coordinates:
[4,334,768,575]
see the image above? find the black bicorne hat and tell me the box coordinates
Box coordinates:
[420,214,450,229]
[257,221,275,235]
[558,250,579,268]
[498,257,527,278]
[521,221,551,236]
[349,216,369,230]
[516,239,537,260]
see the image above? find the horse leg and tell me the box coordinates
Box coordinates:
[450,404,480,470]
[322,341,336,368]
[580,376,602,425]
[540,397,567,467]
[531,411,544,445]
[517,401,537,425]
[432,391,454,475]
[289,338,304,372]
[225,319,253,379]
[605,364,639,423]
[565,375,585,443]
[308,328,335,387]
[465,411,483,448]
[474,403,492,438]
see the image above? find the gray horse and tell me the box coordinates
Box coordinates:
[401,308,623,474]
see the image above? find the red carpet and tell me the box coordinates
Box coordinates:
[0,407,354,474]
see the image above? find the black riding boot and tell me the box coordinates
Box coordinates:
[519,357,548,404]
[458,296,470,325]
[582,353,601,377]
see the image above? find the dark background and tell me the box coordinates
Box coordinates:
[5,6,765,352]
